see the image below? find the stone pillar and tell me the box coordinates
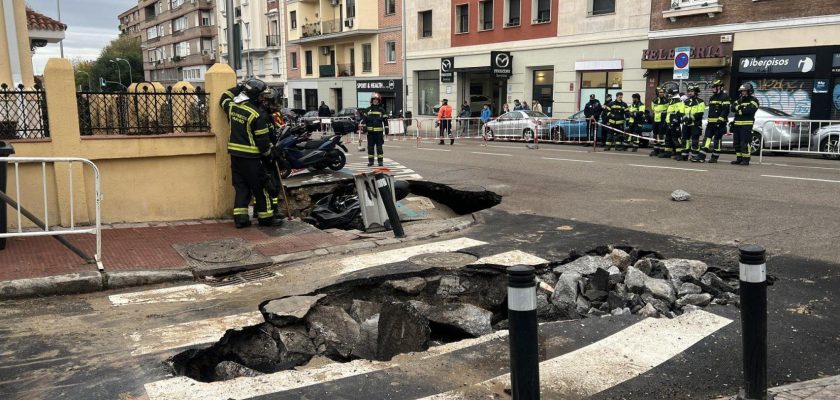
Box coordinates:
[204,63,236,217]
[42,58,89,225]
[3,0,35,88]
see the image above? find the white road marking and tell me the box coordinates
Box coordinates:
[596,152,648,157]
[761,175,840,184]
[417,148,452,152]
[471,152,512,157]
[421,310,732,399]
[485,144,523,149]
[382,145,402,148]
[109,284,239,306]
[129,312,264,356]
[471,250,548,266]
[540,147,588,153]
[628,164,707,172]
[767,163,840,172]
[542,157,594,163]
[339,237,487,274]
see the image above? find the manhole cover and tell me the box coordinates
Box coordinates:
[408,252,478,268]
[186,240,251,263]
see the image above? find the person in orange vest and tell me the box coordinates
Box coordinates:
[436,98,454,145]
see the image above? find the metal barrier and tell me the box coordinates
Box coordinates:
[758,119,840,162]
[0,83,50,139]
[0,157,103,270]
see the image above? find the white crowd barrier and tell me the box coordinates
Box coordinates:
[758,119,840,161]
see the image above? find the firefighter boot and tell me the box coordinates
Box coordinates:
[708,154,719,163]
[739,158,751,166]
[731,156,743,165]
[234,215,251,229]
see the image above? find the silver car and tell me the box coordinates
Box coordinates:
[699,107,810,155]
[484,111,552,141]
[810,123,840,160]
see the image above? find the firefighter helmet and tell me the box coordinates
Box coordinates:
[243,79,267,99]
[711,79,724,88]
[738,83,754,95]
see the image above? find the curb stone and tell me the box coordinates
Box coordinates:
[0,272,103,300]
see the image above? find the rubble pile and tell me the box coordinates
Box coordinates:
[170,245,739,383]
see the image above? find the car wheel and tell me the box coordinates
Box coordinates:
[485,128,495,141]
[523,129,534,142]
[750,131,762,155]
[821,136,840,160]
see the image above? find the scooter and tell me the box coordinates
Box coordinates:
[272,124,348,178]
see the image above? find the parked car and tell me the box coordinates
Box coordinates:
[335,107,363,123]
[716,107,810,155]
[299,111,323,133]
[810,123,840,160]
[483,111,552,141]
[548,110,652,142]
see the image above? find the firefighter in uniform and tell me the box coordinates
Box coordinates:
[731,83,760,166]
[599,94,613,147]
[659,88,684,158]
[678,85,705,161]
[693,79,730,163]
[627,93,645,152]
[362,94,387,167]
[436,99,454,145]
[649,87,669,157]
[256,90,281,217]
[605,92,628,151]
[220,79,282,228]
[583,94,602,142]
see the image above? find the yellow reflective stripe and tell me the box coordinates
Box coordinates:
[228,143,261,153]
[233,208,249,215]
[257,211,274,218]
[734,121,754,126]
[254,128,270,136]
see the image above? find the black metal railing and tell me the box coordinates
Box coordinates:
[0,83,50,140]
[76,84,209,136]
[266,34,281,47]
[319,64,336,77]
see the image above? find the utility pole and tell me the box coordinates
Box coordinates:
[109,59,123,88]
[226,0,236,71]
[57,0,64,58]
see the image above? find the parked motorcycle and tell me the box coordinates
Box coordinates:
[272,124,348,178]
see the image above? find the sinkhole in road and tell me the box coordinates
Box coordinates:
[169,245,744,383]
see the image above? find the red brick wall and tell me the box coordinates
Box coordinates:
[378,30,402,76]
[287,45,301,80]
[379,0,402,28]
[450,0,558,47]
[651,0,840,31]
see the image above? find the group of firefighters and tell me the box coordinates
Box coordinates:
[585,80,760,165]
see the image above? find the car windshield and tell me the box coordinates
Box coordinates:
[305,111,318,117]
[571,110,585,119]
[759,107,791,117]
[524,111,548,118]
[337,108,355,115]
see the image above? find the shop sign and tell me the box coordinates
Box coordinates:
[814,80,829,94]
[739,54,816,74]
[673,47,690,80]
[643,46,725,61]
[356,79,397,91]
[491,51,512,79]
[440,57,454,83]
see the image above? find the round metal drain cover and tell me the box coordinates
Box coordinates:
[408,252,478,268]
[187,241,251,263]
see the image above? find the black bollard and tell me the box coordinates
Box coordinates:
[507,265,540,400]
[373,173,405,238]
[738,244,769,400]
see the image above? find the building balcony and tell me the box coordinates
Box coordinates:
[337,63,354,77]
[289,18,378,45]
[663,1,724,21]
[319,64,336,77]
[266,34,281,47]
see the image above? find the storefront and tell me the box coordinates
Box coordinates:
[642,35,733,102]
[356,78,404,116]
[731,46,840,119]
[576,60,624,109]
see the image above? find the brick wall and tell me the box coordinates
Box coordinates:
[651,0,840,31]
[287,45,301,80]
[379,30,403,76]
[379,0,402,28]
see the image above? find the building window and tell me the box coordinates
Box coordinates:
[385,0,396,15]
[175,41,190,57]
[417,70,440,115]
[304,50,312,75]
[293,89,302,109]
[533,0,551,23]
[170,0,184,9]
[147,27,159,40]
[456,4,469,33]
[362,43,372,72]
[290,11,297,29]
[590,0,615,16]
[201,11,212,26]
[290,51,298,69]
[347,0,356,18]
[257,58,264,76]
[173,16,187,32]
[505,0,521,27]
[579,71,622,108]
[272,57,280,74]
[385,41,396,63]
[419,11,432,38]
[479,0,493,30]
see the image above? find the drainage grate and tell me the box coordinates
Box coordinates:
[408,252,479,269]
[204,269,277,287]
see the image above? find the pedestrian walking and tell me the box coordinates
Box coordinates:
[532,100,543,114]
[220,79,282,228]
[679,85,705,161]
[583,94,602,142]
[318,101,332,132]
[502,103,510,113]
[362,94,387,166]
[605,92,628,151]
[627,93,645,152]
[513,99,523,110]
[731,83,760,166]
[649,87,669,157]
[694,79,731,163]
[522,101,531,111]
[459,102,471,137]
[480,103,492,138]
[436,98,454,145]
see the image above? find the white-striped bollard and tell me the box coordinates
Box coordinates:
[738,244,769,400]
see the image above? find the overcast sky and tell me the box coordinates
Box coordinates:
[28,0,135,73]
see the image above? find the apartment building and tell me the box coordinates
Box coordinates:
[216,0,287,99]
[284,0,404,114]
[119,5,143,40]
[647,0,840,120]
[139,0,218,85]
[406,0,651,118]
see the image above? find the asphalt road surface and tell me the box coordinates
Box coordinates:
[378,138,840,263]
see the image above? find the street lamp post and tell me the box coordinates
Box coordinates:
[76,70,92,91]
[56,0,64,58]
[109,59,123,88]
[116,58,133,84]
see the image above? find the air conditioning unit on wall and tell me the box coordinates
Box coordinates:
[344,18,354,28]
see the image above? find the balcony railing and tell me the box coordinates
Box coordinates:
[322,19,341,35]
[266,34,281,47]
[301,22,322,38]
[319,64,336,77]
[299,19,344,39]
[337,63,354,77]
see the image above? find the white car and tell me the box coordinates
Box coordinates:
[484,111,552,141]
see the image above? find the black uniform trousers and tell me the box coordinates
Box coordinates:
[231,156,273,224]
[665,122,680,154]
[652,122,665,151]
[439,119,452,143]
[732,124,754,159]
[685,125,701,156]
[367,130,384,164]
[700,122,726,159]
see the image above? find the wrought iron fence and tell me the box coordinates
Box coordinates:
[0,83,50,140]
[76,84,209,136]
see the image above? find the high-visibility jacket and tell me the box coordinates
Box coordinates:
[665,97,683,125]
[607,100,629,125]
[220,87,272,158]
[362,105,387,132]
[601,100,613,124]
[732,95,759,126]
[707,92,731,124]
[437,104,453,121]
[628,101,646,126]
[651,96,669,123]
[682,97,705,127]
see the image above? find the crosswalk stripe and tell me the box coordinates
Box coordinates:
[471,250,548,266]
[129,312,264,356]
[338,237,487,275]
[419,310,732,399]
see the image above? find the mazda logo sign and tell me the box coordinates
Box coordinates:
[495,53,510,68]
[441,59,452,72]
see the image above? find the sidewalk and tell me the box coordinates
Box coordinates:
[769,375,840,400]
